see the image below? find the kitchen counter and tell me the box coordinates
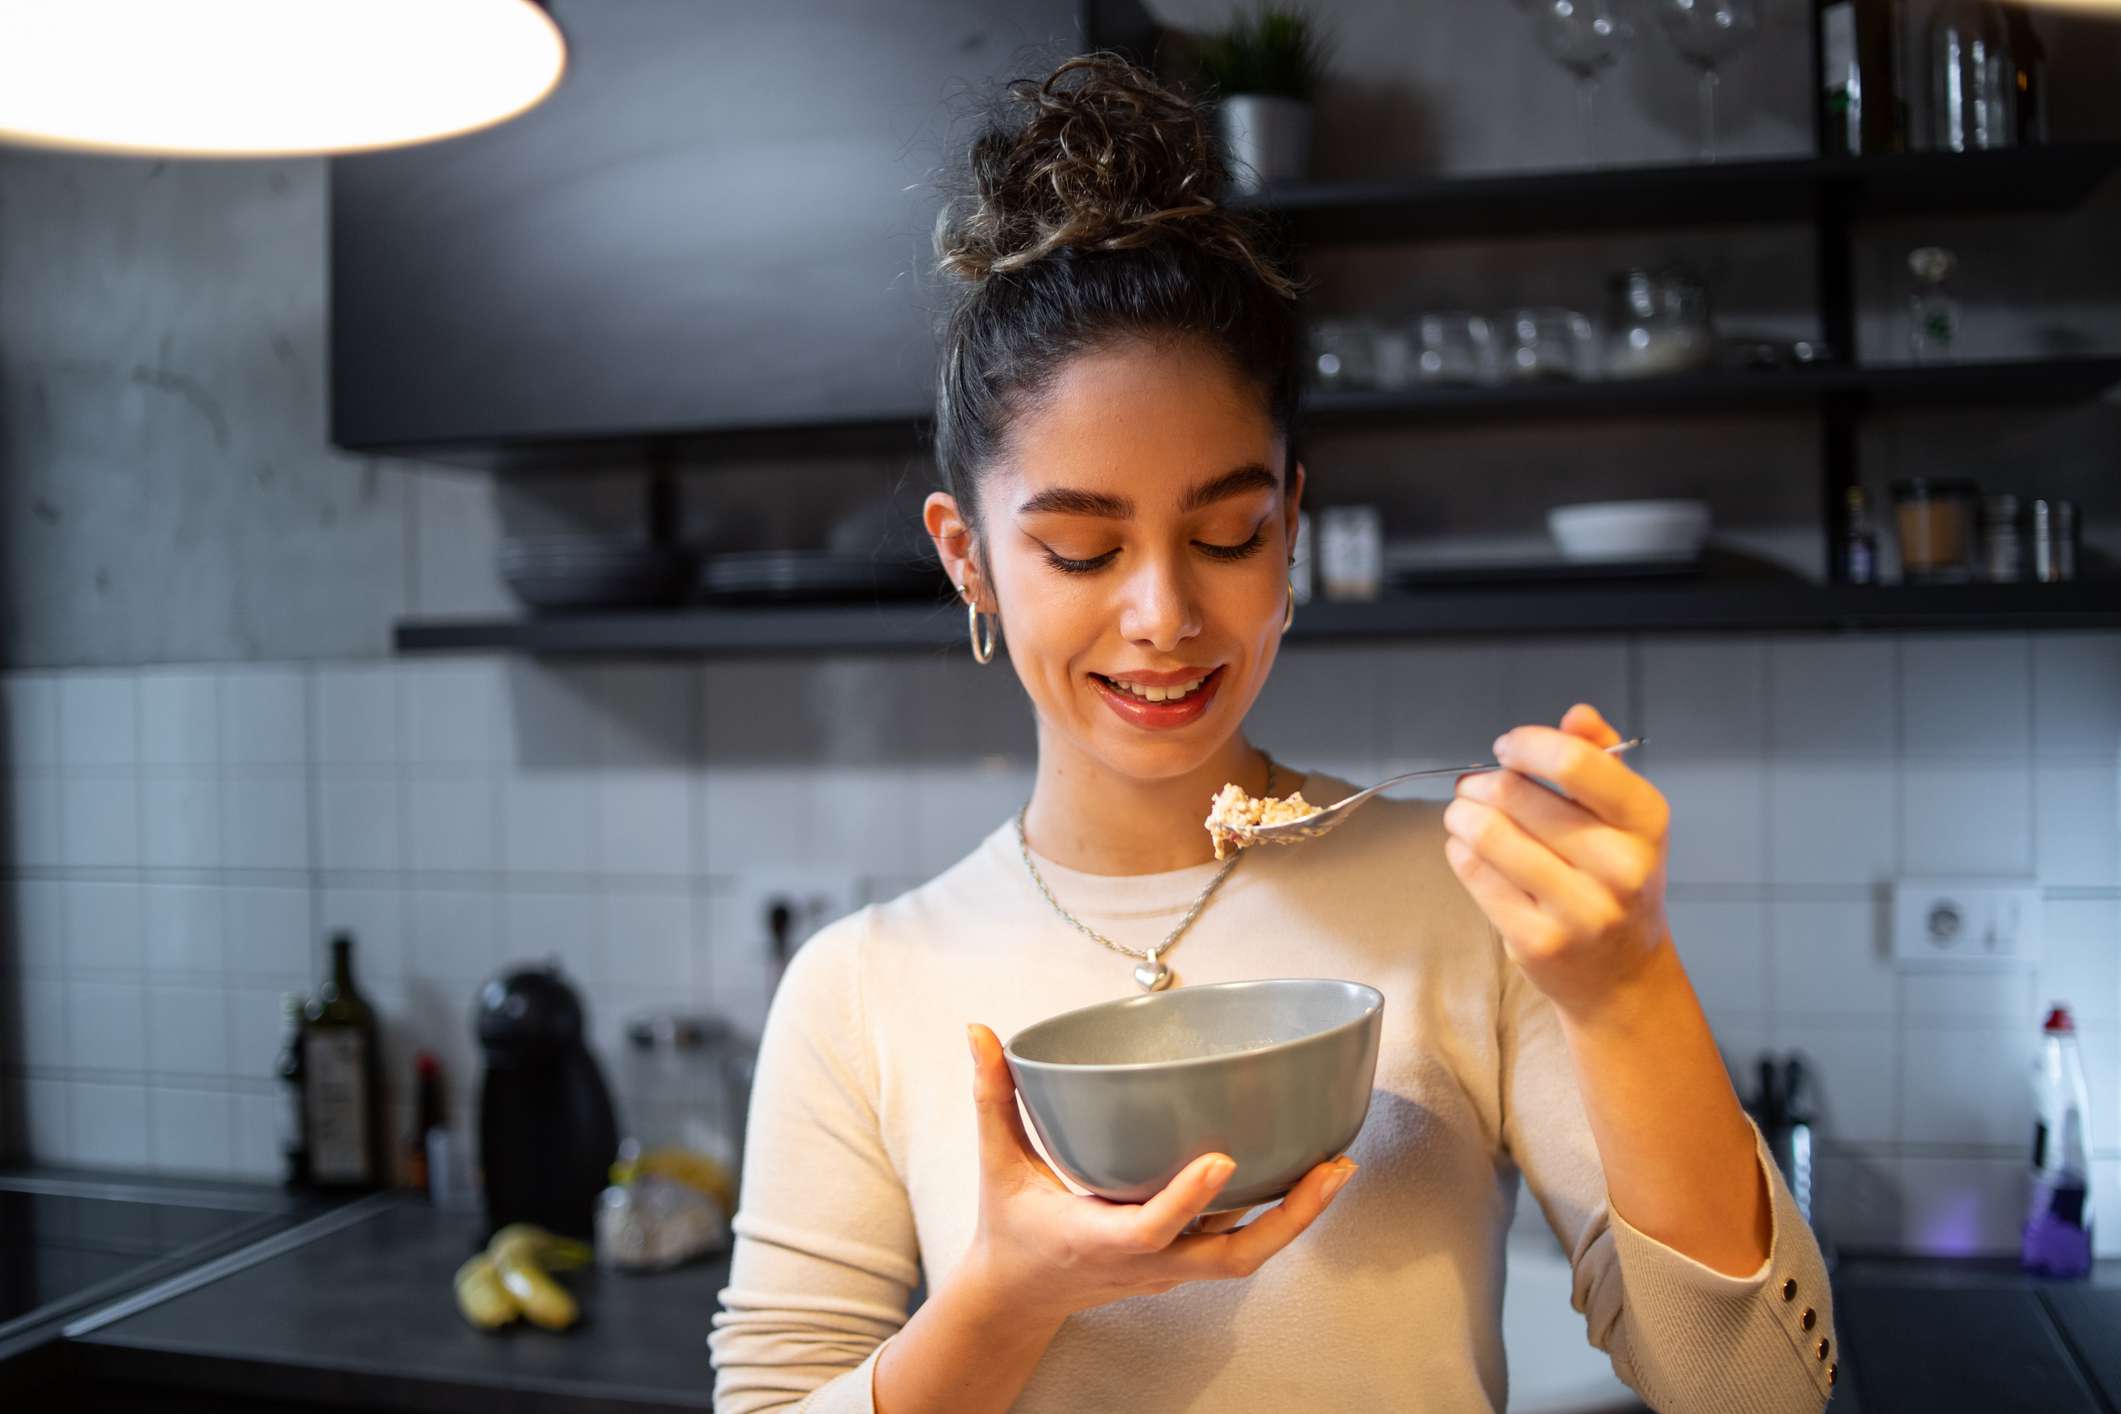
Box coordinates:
[58,1194,725,1414]
[23,1185,2121,1413]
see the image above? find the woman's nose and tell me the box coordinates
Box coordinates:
[1117,557,1201,653]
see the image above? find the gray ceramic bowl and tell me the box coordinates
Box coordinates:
[1004,979,1384,1212]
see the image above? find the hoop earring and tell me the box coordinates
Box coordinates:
[1282,578,1296,633]
[958,581,998,665]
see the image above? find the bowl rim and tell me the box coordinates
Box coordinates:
[1003,977,1384,1076]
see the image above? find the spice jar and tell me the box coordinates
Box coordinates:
[1980,493,2022,582]
[1892,478,1978,583]
[2030,498,2080,583]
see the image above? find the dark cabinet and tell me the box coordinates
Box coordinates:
[329,0,1154,458]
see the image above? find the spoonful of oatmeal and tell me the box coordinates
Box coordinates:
[1206,737,1645,856]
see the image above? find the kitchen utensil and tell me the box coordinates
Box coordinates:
[1229,737,1644,846]
[475,964,621,1242]
[1547,500,1711,562]
[1892,477,1978,582]
[1604,268,1713,378]
[1004,979,1385,1212]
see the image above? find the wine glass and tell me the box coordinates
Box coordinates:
[1523,0,1630,165]
[1651,0,1760,162]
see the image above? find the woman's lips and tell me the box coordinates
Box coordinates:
[1091,666,1225,731]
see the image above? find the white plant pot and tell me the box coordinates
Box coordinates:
[1216,94,1313,194]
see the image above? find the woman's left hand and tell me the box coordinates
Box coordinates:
[1442,703,1674,1018]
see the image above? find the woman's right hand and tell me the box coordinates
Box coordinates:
[957,1023,1356,1326]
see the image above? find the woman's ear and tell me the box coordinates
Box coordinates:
[924,492,984,608]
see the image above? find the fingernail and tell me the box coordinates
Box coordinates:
[966,1025,981,1062]
[1322,1164,1355,1203]
[1205,1156,1237,1187]
[1492,734,1510,758]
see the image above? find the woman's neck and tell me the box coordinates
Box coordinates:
[1021,729,1275,875]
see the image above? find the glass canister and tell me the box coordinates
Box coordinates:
[620,1012,755,1204]
[1414,311,1496,385]
[1603,267,1713,379]
[1980,493,2022,582]
[1892,477,1980,582]
[1500,307,1600,381]
[1306,319,1379,391]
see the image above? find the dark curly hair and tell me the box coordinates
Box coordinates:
[931,52,1306,563]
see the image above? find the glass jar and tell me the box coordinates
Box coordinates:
[1603,267,1713,379]
[620,1012,754,1198]
[1892,478,1979,583]
[1500,307,1600,381]
[1929,0,2017,153]
[1415,311,1496,385]
[1306,319,1379,392]
[1980,493,2022,582]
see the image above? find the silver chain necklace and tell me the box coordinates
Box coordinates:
[1016,757,1277,993]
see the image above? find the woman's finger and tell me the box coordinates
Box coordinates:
[966,1024,1066,1189]
[1116,1153,1237,1252]
[1444,834,1547,940]
[1159,1157,1355,1282]
[1560,702,1623,749]
[1442,796,1613,931]
[1492,724,1666,838]
[1455,768,1656,893]
[1192,1208,1253,1235]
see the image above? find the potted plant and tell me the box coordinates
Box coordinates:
[1194,4,1329,194]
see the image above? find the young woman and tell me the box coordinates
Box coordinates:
[710,55,1833,1414]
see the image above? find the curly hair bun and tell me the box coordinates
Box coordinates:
[935,52,1296,299]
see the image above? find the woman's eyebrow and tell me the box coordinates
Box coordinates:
[1178,464,1278,512]
[1014,464,1277,520]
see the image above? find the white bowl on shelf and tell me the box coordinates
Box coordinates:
[1546,499,1711,563]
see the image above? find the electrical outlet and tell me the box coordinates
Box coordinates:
[1891,878,2044,968]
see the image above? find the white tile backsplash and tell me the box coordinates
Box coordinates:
[219,667,307,767]
[4,675,59,769]
[1899,635,2032,757]
[150,1088,234,1173]
[1640,639,1768,756]
[2033,633,2121,758]
[406,776,497,873]
[318,776,403,873]
[2,638,2114,1247]
[69,1082,150,1169]
[66,980,146,1072]
[312,664,400,766]
[65,881,144,973]
[221,775,310,870]
[139,670,219,767]
[141,775,220,869]
[502,774,594,875]
[2034,762,2120,888]
[1768,765,1897,886]
[1900,1023,2036,1146]
[61,775,139,868]
[1769,638,1898,756]
[1900,762,2034,876]
[59,674,138,768]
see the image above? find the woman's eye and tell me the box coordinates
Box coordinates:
[1042,548,1119,575]
[1196,527,1267,562]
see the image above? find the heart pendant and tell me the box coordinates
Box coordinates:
[1133,957,1173,991]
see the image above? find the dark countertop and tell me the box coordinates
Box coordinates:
[62,1195,726,1414]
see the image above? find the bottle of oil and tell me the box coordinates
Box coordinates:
[303,932,385,1190]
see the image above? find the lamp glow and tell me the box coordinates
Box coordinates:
[0,0,567,158]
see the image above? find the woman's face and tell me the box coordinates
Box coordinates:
[928,337,1304,786]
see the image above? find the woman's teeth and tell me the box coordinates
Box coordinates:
[1105,674,1209,704]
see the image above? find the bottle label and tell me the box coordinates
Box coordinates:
[305,1030,370,1184]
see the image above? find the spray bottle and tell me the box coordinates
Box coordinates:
[2022,1002,2094,1278]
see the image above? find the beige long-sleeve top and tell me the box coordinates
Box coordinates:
[709,776,1837,1413]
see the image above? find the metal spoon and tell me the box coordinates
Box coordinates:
[1225,737,1646,847]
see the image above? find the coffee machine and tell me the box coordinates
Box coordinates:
[474,964,620,1242]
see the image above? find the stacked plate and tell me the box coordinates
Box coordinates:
[498,537,697,612]
[699,551,946,604]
